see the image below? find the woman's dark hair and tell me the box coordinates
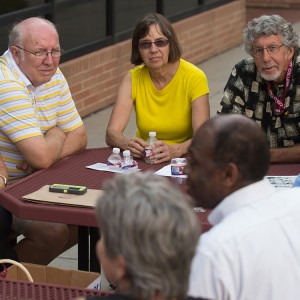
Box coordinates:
[131,13,182,65]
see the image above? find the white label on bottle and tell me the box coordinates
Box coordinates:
[144,145,154,158]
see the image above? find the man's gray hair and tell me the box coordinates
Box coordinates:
[96,171,199,300]
[243,15,299,54]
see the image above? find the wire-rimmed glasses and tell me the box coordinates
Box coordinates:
[251,44,284,57]
[15,45,63,59]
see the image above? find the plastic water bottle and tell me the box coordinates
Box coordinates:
[107,147,122,167]
[292,174,300,187]
[122,150,138,170]
[170,158,187,175]
[144,131,158,164]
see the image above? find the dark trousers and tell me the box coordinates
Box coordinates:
[0,206,18,261]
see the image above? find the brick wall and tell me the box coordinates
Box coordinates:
[246,0,300,8]
[60,0,246,118]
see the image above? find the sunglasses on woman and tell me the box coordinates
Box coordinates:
[138,39,169,49]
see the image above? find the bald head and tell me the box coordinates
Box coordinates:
[186,114,270,208]
[9,17,58,47]
[195,114,270,181]
[8,17,60,87]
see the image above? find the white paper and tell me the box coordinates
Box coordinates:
[86,163,140,174]
[265,175,296,189]
[154,164,188,178]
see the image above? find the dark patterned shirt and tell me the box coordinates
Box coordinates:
[218,52,300,148]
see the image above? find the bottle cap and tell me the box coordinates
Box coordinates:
[149,131,156,137]
[170,158,187,166]
[112,147,120,154]
[123,150,130,156]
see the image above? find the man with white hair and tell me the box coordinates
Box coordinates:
[0,17,87,264]
[219,15,300,163]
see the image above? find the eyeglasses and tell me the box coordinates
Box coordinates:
[15,45,63,59]
[251,44,284,57]
[138,39,169,50]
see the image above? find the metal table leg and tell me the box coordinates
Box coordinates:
[89,227,100,272]
[78,226,89,270]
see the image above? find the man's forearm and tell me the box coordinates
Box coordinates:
[61,125,87,159]
[270,145,300,163]
[15,127,66,170]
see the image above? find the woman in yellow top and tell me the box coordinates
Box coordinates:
[106,12,210,164]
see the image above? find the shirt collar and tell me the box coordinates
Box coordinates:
[5,49,33,88]
[208,178,276,226]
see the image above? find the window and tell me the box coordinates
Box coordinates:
[115,0,155,33]
[55,0,106,50]
[163,0,199,16]
[0,0,233,62]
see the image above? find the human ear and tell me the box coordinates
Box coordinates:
[287,47,294,61]
[115,255,127,282]
[10,46,21,65]
[222,162,239,188]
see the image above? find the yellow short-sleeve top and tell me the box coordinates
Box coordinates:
[130,59,209,144]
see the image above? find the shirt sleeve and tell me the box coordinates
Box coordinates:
[182,60,209,102]
[188,238,234,300]
[218,60,248,115]
[189,68,209,102]
[0,79,42,143]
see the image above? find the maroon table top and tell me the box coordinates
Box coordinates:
[267,163,300,175]
[0,148,189,227]
[0,147,299,231]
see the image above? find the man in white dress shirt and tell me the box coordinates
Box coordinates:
[186,114,300,300]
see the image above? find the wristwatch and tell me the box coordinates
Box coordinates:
[0,175,7,187]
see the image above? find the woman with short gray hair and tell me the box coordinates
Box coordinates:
[84,172,206,300]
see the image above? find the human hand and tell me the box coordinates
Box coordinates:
[16,161,35,174]
[126,137,148,158]
[0,176,6,189]
[149,141,180,164]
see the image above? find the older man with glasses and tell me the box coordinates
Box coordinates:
[0,17,87,265]
[218,14,300,163]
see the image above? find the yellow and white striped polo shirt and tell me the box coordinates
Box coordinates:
[0,50,83,177]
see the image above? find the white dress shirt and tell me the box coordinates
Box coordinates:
[188,179,300,300]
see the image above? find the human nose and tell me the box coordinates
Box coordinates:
[149,42,159,51]
[261,48,272,61]
[43,52,55,63]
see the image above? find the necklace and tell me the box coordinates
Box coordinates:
[267,60,293,115]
